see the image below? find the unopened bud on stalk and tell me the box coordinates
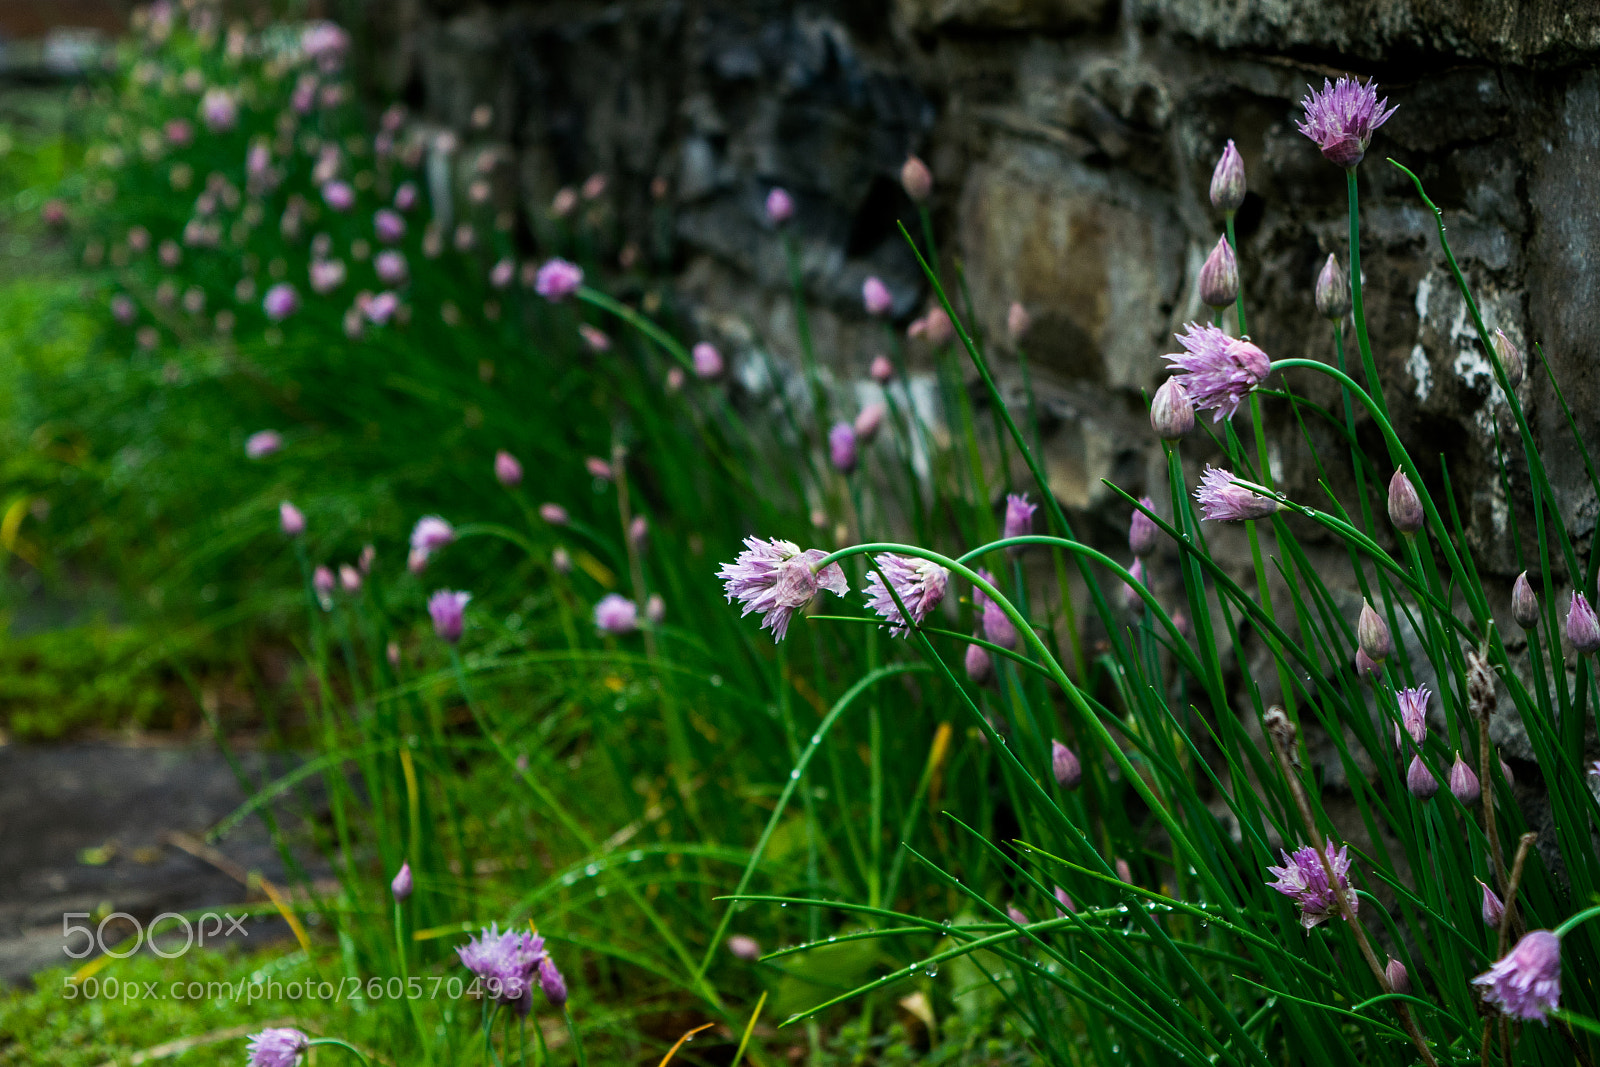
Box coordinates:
[1493,329,1524,390]
[965,641,993,686]
[1357,600,1392,662]
[1387,469,1424,534]
[1406,754,1438,799]
[1384,957,1411,995]
[391,862,413,901]
[1198,236,1239,309]
[727,935,761,961]
[900,155,932,201]
[1354,646,1380,680]
[1150,378,1195,440]
[1128,498,1159,558]
[1512,571,1539,629]
[870,354,894,383]
[1567,591,1600,654]
[1449,751,1480,804]
[1209,140,1245,214]
[1500,758,1514,787]
[1006,904,1030,926]
[1007,302,1031,342]
[1479,879,1504,928]
[1314,254,1350,320]
[1051,739,1082,790]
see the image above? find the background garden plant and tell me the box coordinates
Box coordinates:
[3,4,1600,1066]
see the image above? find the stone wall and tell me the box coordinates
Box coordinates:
[348,0,1600,617]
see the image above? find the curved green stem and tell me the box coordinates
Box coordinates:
[575,286,690,367]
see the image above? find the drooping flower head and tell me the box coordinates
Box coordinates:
[1164,322,1271,422]
[1194,467,1279,522]
[864,554,949,637]
[458,924,547,1015]
[246,430,283,459]
[428,590,470,642]
[1474,930,1561,1023]
[594,594,639,634]
[1265,841,1357,929]
[535,258,584,301]
[717,537,849,641]
[246,1027,310,1067]
[1295,76,1398,169]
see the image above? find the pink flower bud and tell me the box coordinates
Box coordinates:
[1051,739,1081,789]
[1358,600,1392,662]
[585,456,613,481]
[1512,571,1539,629]
[1388,468,1425,533]
[869,355,894,382]
[862,276,893,317]
[1198,236,1238,309]
[494,450,522,486]
[1449,751,1480,804]
[853,402,887,442]
[279,501,305,536]
[727,935,761,960]
[764,187,793,225]
[313,565,335,597]
[1209,140,1245,213]
[1150,378,1194,440]
[391,862,412,901]
[692,342,724,379]
[900,155,932,201]
[539,503,569,525]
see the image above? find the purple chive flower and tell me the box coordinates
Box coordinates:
[717,536,849,641]
[1209,139,1245,213]
[309,259,347,294]
[246,430,283,459]
[374,208,405,243]
[538,955,568,1008]
[854,402,887,442]
[1051,739,1081,789]
[458,924,546,1014]
[829,422,858,474]
[263,283,299,322]
[1406,754,1438,799]
[1567,592,1600,653]
[535,258,584,301]
[1449,752,1480,804]
[428,590,470,642]
[411,516,455,554]
[374,249,409,286]
[1164,322,1271,423]
[1194,466,1280,522]
[692,342,724,379]
[594,593,638,634]
[1150,377,1195,440]
[539,503,569,525]
[1198,236,1239,309]
[1357,600,1392,662]
[313,565,335,597]
[391,861,413,901]
[1396,685,1429,746]
[864,554,949,637]
[246,1027,310,1067]
[1513,571,1539,629]
[1004,493,1037,546]
[965,641,993,685]
[1266,841,1357,929]
[862,276,893,317]
[1474,930,1562,1023]
[764,187,794,225]
[974,570,1017,650]
[365,292,400,326]
[1296,76,1398,169]
[495,450,523,486]
[1129,498,1159,558]
[199,88,237,133]
[279,501,305,536]
[321,181,355,212]
[1480,879,1505,928]
[727,934,762,960]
